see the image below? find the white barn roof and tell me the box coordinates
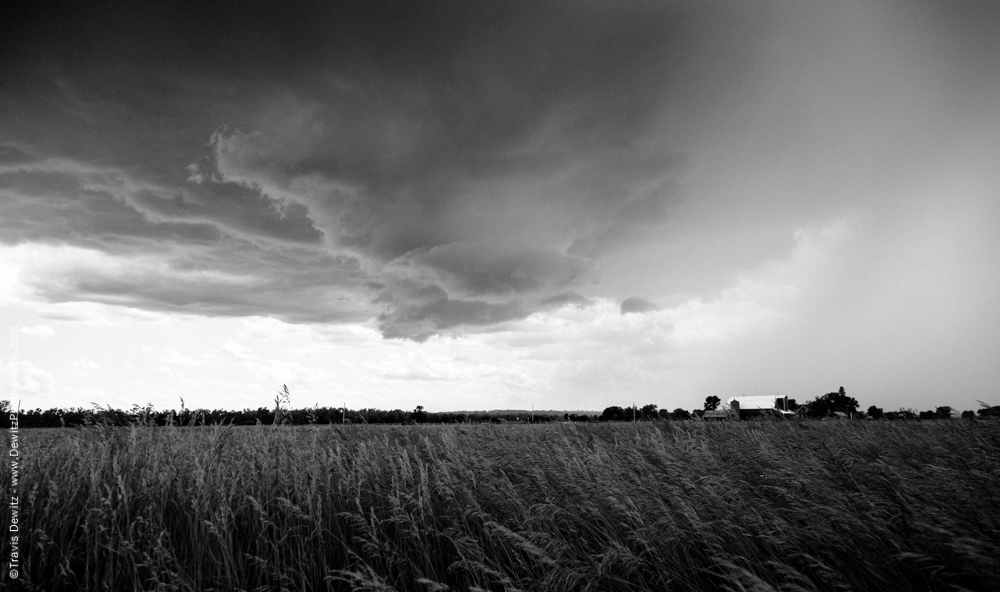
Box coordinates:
[728,396,783,410]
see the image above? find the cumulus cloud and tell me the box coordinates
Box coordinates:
[367,352,461,382]
[70,358,101,372]
[220,340,259,362]
[154,366,185,382]
[1,359,56,396]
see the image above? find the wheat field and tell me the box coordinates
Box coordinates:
[6,420,999,591]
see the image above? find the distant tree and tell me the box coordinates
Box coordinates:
[806,386,859,417]
[919,410,937,420]
[413,405,427,423]
[961,410,976,420]
[704,396,721,411]
[658,409,672,420]
[671,408,691,420]
[885,410,913,421]
[867,405,884,420]
[600,406,625,421]
[935,406,955,420]
[641,404,659,420]
[977,404,1000,418]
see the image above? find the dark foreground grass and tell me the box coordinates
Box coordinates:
[5,420,999,591]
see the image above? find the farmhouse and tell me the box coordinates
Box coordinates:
[727,395,797,420]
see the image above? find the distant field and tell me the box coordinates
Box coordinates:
[6,420,999,591]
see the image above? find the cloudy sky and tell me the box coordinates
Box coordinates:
[2,0,998,414]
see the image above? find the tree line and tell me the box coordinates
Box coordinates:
[2,386,997,429]
[0,399,581,429]
[696,387,999,421]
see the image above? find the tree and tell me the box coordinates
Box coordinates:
[704,396,721,411]
[935,406,955,419]
[641,404,659,420]
[887,409,917,421]
[867,405,884,420]
[671,408,691,420]
[978,404,1000,418]
[806,386,859,417]
[413,405,427,423]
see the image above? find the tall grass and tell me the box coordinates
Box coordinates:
[5,420,999,591]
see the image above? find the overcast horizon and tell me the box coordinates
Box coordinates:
[2,1,999,414]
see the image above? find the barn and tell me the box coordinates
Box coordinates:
[727,396,796,420]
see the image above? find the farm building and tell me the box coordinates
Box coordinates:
[727,395,797,420]
[702,409,733,421]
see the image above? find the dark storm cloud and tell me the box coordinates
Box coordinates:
[0,145,36,167]
[192,2,718,337]
[27,239,371,324]
[402,243,593,297]
[0,163,220,248]
[0,0,763,338]
[378,298,529,343]
[204,0,698,258]
[126,180,324,245]
[0,158,321,247]
[1,155,367,322]
[620,297,661,315]
[540,292,593,308]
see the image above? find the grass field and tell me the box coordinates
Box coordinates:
[5,420,999,591]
